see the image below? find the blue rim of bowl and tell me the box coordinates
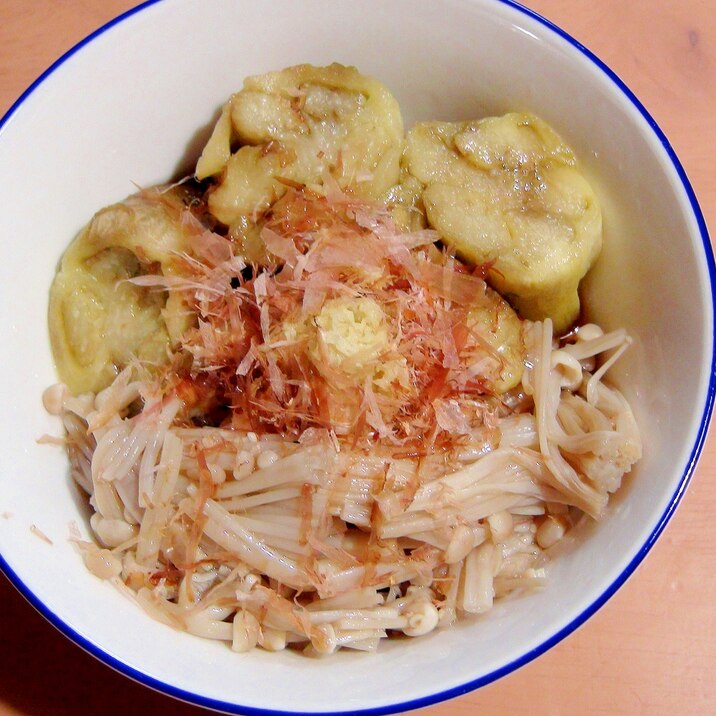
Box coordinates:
[0,0,713,714]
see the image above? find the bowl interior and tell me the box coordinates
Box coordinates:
[0,0,711,713]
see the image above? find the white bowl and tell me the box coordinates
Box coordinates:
[0,0,712,713]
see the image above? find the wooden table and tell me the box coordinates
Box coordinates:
[1,1,714,714]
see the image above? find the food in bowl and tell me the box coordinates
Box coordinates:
[44,63,641,655]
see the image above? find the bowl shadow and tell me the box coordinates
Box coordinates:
[169,106,222,182]
[0,571,206,715]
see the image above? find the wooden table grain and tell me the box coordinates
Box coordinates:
[1,1,714,714]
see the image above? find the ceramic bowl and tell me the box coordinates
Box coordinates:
[0,0,712,713]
